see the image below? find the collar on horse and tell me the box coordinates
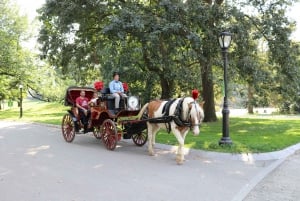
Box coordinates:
[163,98,194,133]
[173,98,193,128]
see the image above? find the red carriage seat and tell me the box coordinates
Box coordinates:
[64,86,96,106]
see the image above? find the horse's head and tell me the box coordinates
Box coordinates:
[187,99,204,136]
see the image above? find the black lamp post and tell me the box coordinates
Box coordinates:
[218,31,232,145]
[19,84,23,118]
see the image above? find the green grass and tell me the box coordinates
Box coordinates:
[0,99,66,125]
[156,117,300,153]
[1,99,300,153]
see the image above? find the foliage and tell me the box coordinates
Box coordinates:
[37,0,300,121]
[0,0,29,99]
[0,0,71,103]
[229,0,300,112]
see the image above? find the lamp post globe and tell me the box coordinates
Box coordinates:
[19,84,23,118]
[218,31,232,145]
[218,31,232,49]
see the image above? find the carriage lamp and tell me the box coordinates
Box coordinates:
[19,84,23,118]
[218,31,232,145]
[128,96,139,110]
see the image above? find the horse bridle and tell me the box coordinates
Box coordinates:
[186,101,202,128]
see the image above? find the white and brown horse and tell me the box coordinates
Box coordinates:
[138,97,204,164]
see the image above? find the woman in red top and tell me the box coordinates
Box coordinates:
[75,90,91,133]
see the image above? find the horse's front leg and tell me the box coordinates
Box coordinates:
[174,129,188,165]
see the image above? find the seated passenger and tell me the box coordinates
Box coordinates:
[109,72,127,113]
[75,90,91,133]
[89,92,98,107]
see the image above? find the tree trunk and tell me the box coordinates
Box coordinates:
[160,76,173,99]
[143,78,154,104]
[247,83,254,114]
[201,63,217,122]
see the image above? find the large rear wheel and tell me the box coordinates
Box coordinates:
[61,114,76,142]
[132,129,148,146]
[101,119,117,150]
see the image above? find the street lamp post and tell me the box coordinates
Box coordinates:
[19,84,23,118]
[218,31,232,145]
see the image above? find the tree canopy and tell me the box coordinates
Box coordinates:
[34,0,300,119]
[0,0,30,101]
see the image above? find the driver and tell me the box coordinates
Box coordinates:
[109,72,127,113]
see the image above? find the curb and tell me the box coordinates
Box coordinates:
[230,157,286,201]
[150,141,300,162]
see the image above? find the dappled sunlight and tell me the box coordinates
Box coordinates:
[203,160,212,164]
[93,164,104,169]
[25,145,50,156]
[285,128,300,136]
[0,122,28,128]
[203,141,212,150]
[185,141,196,148]
[0,168,12,176]
[241,153,254,164]
[229,170,244,176]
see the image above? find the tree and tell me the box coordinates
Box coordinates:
[229,0,300,113]
[0,0,30,101]
[38,0,300,121]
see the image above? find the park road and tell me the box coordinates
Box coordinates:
[0,120,296,201]
[243,150,300,201]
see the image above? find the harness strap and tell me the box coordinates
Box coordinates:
[173,98,192,127]
[147,98,194,133]
[162,99,176,133]
[162,99,176,117]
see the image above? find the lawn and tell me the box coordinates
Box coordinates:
[1,99,299,153]
[157,117,300,153]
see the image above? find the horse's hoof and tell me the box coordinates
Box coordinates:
[176,159,183,165]
[149,151,155,156]
[176,155,184,165]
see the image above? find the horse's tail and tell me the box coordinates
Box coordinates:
[137,102,149,120]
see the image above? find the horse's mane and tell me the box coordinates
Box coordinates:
[182,97,203,121]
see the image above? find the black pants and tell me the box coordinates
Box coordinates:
[78,108,91,130]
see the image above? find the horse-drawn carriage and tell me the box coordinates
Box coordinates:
[61,86,148,150]
[61,85,205,164]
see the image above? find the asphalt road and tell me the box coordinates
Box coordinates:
[0,121,298,201]
[243,150,300,201]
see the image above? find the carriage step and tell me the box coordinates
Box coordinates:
[76,129,92,134]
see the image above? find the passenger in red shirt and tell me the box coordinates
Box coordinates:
[75,90,91,133]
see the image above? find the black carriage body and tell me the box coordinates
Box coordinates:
[122,120,147,139]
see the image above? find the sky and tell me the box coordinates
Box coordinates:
[15,0,300,41]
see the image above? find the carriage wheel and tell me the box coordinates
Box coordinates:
[132,129,148,146]
[93,126,102,139]
[101,119,117,150]
[61,114,76,143]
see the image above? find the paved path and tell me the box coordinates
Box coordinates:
[243,150,300,201]
[0,120,299,201]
